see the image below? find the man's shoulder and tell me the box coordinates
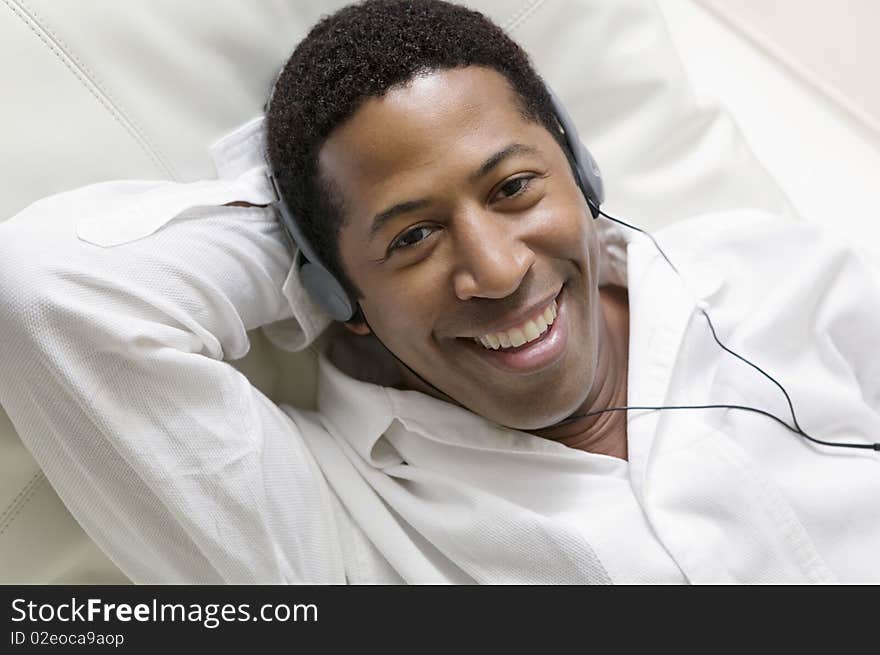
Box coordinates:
[657,207,799,245]
[656,208,859,270]
[638,208,880,315]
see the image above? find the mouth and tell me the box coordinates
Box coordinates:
[457,285,568,375]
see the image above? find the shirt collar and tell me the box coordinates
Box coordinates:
[315,330,399,466]
[209,115,268,179]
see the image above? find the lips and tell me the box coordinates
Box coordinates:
[463,287,562,338]
[459,286,569,375]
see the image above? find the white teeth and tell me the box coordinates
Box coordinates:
[473,298,559,351]
[508,328,527,348]
[522,320,540,341]
[534,314,548,334]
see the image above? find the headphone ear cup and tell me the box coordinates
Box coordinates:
[270,172,358,322]
[299,261,356,322]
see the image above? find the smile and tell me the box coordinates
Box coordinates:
[462,287,568,374]
[473,298,557,350]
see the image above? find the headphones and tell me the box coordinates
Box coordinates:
[267,83,604,323]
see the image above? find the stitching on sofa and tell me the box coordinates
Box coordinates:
[0,470,42,525]
[16,0,180,179]
[500,0,533,31]
[3,0,180,180]
[0,471,46,536]
[502,0,546,34]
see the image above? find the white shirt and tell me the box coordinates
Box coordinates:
[1,118,878,584]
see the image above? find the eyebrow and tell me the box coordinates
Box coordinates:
[367,142,542,243]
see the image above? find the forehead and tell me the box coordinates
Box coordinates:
[318,66,542,204]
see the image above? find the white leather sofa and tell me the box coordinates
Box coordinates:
[2,0,874,584]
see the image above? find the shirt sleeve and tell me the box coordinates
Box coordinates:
[0,182,346,584]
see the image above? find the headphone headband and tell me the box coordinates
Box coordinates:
[544,86,604,213]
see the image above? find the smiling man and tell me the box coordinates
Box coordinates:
[2,0,879,585]
[267,1,631,460]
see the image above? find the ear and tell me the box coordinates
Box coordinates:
[343,321,371,336]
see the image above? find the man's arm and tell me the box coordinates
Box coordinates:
[0,182,345,583]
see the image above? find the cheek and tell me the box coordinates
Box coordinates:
[338,238,433,345]
[531,194,593,264]
[361,279,441,350]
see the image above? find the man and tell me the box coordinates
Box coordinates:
[266,0,631,460]
[1,0,878,584]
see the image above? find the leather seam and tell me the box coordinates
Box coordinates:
[502,0,546,34]
[2,0,179,180]
[0,471,46,536]
[0,470,41,524]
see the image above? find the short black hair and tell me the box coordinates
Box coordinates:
[265,0,565,325]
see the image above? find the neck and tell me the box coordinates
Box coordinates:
[530,284,630,460]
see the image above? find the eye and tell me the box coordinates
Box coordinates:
[495,175,535,201]
[388,224,438,255]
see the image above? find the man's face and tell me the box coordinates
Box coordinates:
[322,66,604,430]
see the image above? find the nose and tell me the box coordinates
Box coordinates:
[451,205,536,301]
